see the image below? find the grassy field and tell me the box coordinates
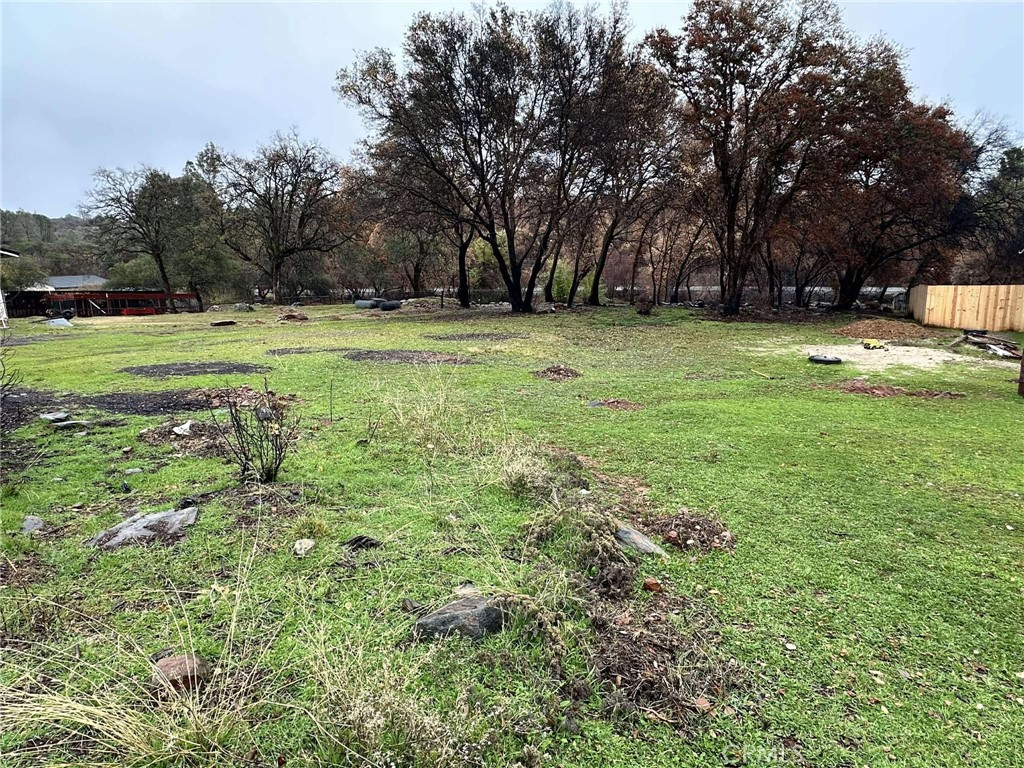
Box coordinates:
[1,304,1022,768]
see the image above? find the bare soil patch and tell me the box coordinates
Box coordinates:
[119,362,271,378]
[425,332,527,342]
[798,343,1012,371]
[344,350,472,365]
[267,347,351,357]
[1,388,67,431]
[80,389,209,416]
[139,419,231,459]
[832,379,966,400]
[603,398,644,411]
[835,319,944,341]
[534,365,581,382]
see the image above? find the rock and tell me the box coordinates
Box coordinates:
[20,515,45,534]
[292,538,316,558]
[172,420,193,436]
[151,653,212,693]
[255,407,276,421]
[207,305,222,312]
[642,577,664,593]
[124,468,143,476]
[210,320,237,327]
[586,400,605,408]
[401,598,426,615]
[53,420,92,430]
[52,477,65,482]
[233,303,254,312]
[84,506,199,550]
[39,411,69,422]
[614,523,668,557]
[353,299,377,309]
[412,595,506,641]
[278,311,309,322]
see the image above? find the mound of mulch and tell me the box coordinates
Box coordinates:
[603,398,643,411]
[534,365,581,382]
[344,350,472,365]
[119,362,271,378]
[642,509,735,552]
[832,379,965,399]
[834,319,942,341]
[589,594,738,728]
[425,332,527,342]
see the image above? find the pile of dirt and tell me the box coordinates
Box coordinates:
[344,350,472,365]
[534,365,581,382]
[80,389,209,416]
[120,362,271,378]
[425,332,527,342]
[832,379,966,399]
[139,419,231,459]
[834,319,943,341]
[194,385,299,408]
[642,509,735,552]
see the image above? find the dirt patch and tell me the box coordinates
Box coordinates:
[139,419,231,459]
[119,362,271,378]
[832,379,966,399]
[642,509,735,552]
[798,343,1014,371]
[534,365,581,382]
[1,388,68,431]
[835,319,945,341]
[425,332,527,342]
[344,350,472,365]
[602,398,643,411]
[267,347,351,357]
[0,551,53,589]
[3,335,68,347]
[80,389,210,416]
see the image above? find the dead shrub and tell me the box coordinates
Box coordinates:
[0,331,22,402]
[209,381,299,483]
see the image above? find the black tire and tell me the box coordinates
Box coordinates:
[808,355,842,365]
[380,300,402,311]
[62,309,76,320]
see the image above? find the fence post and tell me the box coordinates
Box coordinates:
[1018,355,1024,398]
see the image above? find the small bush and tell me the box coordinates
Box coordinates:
[210,381,298,483]
[0,332,21,401]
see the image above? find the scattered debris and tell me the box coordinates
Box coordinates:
[38,411,69,422]
[210,320,237,327]
[292,538,316,558]
[427,332,527,342]
[954,331,1022,359]
[533,364,581,382]
[46,318,74,328]
[643,509,735,552]
[152,653,212,694]
[412,594,506,641]
[344,350,472,365]
[832,379,966,399]
[120,362,271,378]
[84,505,199,550]
[140,420,229,459]
[614,523,668,557]
[835,320,942,342]
[172,420,193,436]
[800,343,1013,371]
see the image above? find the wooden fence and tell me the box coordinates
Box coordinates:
[908,284,1024,332]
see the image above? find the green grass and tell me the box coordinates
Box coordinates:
[2,305,1022,767]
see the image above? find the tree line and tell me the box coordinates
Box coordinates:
[4,0,1022,313]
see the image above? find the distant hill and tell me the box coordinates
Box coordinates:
[1,209,105,276]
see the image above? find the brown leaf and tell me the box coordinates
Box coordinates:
[642,577,663,593]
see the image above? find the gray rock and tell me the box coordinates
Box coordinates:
[124,468,143,476]
[412,595,506,641]
[586,400,605,408]
[233,303,255,312]
[84,506,199,550]
[614,523,668,557]
[53,420,92,430]
[39,411,69,422]
[20,515,45,534]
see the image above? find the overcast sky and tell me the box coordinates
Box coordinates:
[2,1,1022,217]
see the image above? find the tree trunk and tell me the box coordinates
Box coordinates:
[1018,355,1024,398]
[457,239,471,308]
[153,253,178,314]
[834,266,868,310]
[587,217,619,307]
[544,240,562,303]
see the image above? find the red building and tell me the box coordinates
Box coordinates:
[3,275,198,318]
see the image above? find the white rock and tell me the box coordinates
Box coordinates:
[172,420,193,436]
[292,538,316,558]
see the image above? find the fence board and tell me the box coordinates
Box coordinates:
[908,284,1024,332]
